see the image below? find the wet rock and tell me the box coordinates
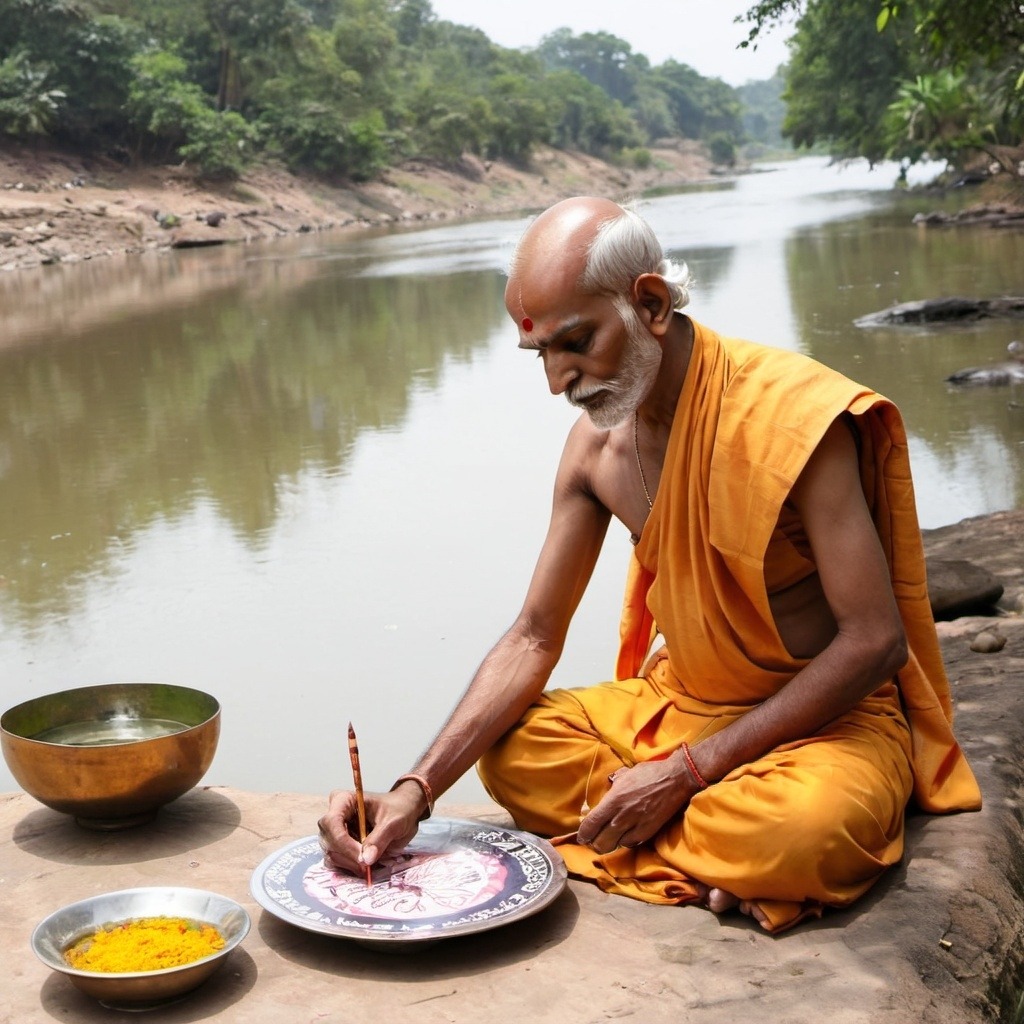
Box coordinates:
[204,210,226,227]
[912,203,1024,229]
[927,558,1005,620]
[945,341,1024,386]
[855,296,1024,327]
[170,231,226,249]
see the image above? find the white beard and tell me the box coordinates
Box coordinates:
[570,309,661,430]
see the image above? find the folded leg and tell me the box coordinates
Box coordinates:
[478,678,913,932]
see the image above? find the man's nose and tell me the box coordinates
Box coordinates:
[543,350,576,395]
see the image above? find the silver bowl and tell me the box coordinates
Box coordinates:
[31,886,250,1009]
[1,682,220,829]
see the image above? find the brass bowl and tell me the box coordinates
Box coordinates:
[32,886,249,1009]
[1,682,220,829]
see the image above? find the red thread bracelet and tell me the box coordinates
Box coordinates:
[680,742,708,790]
[391,773,435,819]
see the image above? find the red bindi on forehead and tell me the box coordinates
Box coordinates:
[521,317,533,332]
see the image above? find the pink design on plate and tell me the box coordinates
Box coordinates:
[303,849,508,920]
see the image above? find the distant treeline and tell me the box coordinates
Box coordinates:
[0,0,787,182]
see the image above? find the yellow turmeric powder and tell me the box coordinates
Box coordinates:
[65,916,225,973]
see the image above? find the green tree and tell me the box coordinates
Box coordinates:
[127,48,254,177]
[737,67,788,150]
[0,50,65,136]
[649,61,744,146]
[780,0,914,163]
[542,68,641,154]
[484,70,552,163]
[0,0,142,147]
[392,0,435,47]
[333,0,397,97]
[740,0,1023,168]
[534,28,646,106]
[247,23,392,178]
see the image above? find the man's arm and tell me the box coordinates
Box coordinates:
[319,422,613,871]
[579,416,909,852]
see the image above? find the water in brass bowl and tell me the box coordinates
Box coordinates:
[32,886,249,1010]
[1,682,220,829]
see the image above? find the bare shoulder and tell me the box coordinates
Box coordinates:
[790,416,863,517]
[554,413,651,539]
[554,413,618,500]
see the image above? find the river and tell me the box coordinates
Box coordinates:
[1,156,1022,803]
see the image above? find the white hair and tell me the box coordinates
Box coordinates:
[580,206,692,312]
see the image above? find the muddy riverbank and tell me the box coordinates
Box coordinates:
[0,141,716,273]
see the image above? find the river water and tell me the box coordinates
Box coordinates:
[1,157,1022,803]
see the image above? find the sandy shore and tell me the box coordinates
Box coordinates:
[0,142,717,274]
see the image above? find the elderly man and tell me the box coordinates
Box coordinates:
[320,197,981,932]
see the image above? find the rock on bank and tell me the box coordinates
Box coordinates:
[0,142,714,273]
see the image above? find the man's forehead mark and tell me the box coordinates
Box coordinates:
[521,317,533,332]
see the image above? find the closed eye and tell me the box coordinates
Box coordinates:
[565,334,592,354]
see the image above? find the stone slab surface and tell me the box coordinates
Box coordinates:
[2,510,1023,1023]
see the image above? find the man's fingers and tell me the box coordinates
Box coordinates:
[579,803,645,852]
[577,806,615,849]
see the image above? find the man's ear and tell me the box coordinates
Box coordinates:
[632,273,673,336]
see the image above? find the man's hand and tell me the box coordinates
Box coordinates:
[317,783,424,874]
[575,752,696,853]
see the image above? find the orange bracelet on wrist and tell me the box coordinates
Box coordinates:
[680,742,709,790]
[391,773,435,819]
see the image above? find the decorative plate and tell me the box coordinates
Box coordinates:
[249,817,567,944]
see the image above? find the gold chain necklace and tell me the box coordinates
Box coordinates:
[633,411,653,510]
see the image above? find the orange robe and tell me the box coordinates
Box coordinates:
[478,319,982,932]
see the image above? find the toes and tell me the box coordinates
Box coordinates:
[707,887,740,914]
[738,900,770,926]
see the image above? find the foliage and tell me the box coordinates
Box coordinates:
[650,61,745,147]
[0,2,142,146]
[782,0,914,163]
[177,109,254,179]
[260,100,390,179]
[740,0,1024,171]
[543,69,642,154]
[737,67,787,150]
[534,28,645,106]
[707,132,737,167]
[0,50,65,136]
[881,70,986,168]
[128,48,255,178]
[0,0,766,180]
[535,28,743,151]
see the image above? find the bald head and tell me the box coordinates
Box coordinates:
[506,197,624,320]
[505,197,691,331]
[511,197,625,275]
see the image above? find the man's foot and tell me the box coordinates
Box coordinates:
[695,883,770,927]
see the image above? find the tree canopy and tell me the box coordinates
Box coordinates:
[0,0,753,180]
[740,0,1024,174]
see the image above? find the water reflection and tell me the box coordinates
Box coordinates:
[0,261,507,625]
[782,211,1024,519]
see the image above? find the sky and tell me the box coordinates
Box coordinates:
[426,0,796,87]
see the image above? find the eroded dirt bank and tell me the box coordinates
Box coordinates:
[0,142,716,274]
